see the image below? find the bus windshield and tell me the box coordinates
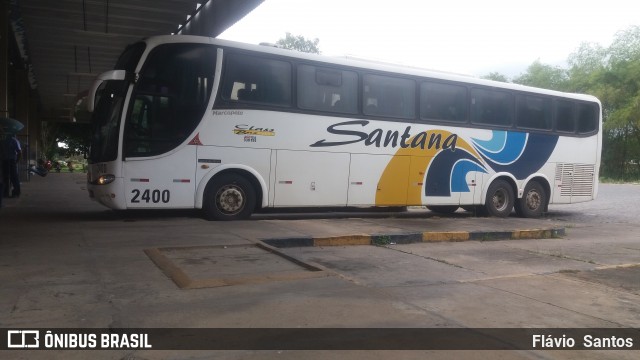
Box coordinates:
[88,43,145,163]
[88,80,129,163]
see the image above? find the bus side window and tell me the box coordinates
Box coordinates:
[555,100,575,133]
[577,102,598,134]
[516,95,552,130]
[236,87,250,101]
[363,74,415,119]
[471,88,514,127]
[222,54,292,107]
[297,64,358,114]
[420,81,467,122]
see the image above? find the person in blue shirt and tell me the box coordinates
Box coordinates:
[3,133,22,198]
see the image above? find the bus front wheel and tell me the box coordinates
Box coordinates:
[203,174,256,221]
[484,179,514,217]
[515,181,547,218]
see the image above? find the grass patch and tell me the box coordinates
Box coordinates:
[372,235,392,246]
[600,177,640,184]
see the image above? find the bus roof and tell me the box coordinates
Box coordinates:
[140,35,600,105]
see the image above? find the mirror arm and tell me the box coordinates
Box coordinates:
[86,70,130,112]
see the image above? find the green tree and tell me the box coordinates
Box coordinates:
[562,26,640,180]
[483,25,640,180]
[481,72,510,82]
[599,26,640,179]
[39,121,91,161]
[56,123,91,158]
[565,42,607,94]
[276,32,320,54]
[40,121,59,160]
[512,60,568,90]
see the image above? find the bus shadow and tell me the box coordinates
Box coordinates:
[251,207,475,221]
[107,207,478,222]
[23,207,471,223]
[6,206,577,224]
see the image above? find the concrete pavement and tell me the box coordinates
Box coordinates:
[1,173,638,359]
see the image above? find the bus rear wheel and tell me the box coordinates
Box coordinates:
[484,179,514,217]
[203,174,256,221]
[515,181,547,218]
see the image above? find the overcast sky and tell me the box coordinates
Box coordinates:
[218,0,638,77]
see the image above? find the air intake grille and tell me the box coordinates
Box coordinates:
[556,163,595,197]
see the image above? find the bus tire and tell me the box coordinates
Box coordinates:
[484,179,514,217]
[426,205,459,214]
[203,174,256,221]
[515,181,547,218]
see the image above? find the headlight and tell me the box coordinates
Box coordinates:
[95,174,115,185]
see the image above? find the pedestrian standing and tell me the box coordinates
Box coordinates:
[3,133,22,198]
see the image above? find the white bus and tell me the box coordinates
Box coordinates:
[86,35,602,220]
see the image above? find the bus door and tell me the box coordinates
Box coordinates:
[121,90,197,208]
[123,150,196,209]
[121,43,217,208]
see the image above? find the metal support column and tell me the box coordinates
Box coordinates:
[15,69,29,181]
[0,0,9,118]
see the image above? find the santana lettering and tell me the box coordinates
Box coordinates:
[310,120,458,150]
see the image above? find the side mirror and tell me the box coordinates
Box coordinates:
[86,70,128,112]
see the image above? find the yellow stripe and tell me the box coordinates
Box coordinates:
[422,232,470,242]
[314,235,372,247]
[512,229,552,239]
[376,130,482,206]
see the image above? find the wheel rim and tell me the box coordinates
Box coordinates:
[492,189,509,212]
[216,184,245,215]
[525,189,541,211]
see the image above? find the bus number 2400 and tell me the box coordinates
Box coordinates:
[131,189,170,203]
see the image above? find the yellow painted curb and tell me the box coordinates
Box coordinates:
[422,231,470,242]
[144,248,193,289]
[512,229,550,239]
[145,245,330,289]
[314,235,372,247]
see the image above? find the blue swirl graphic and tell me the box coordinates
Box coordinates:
[426,149,487,197]
[472,130,507,153]
[425,130,559,197]
[483,133,558,179]
[451,160,487,192]
[472,130,527,165]
[472,131,559,180]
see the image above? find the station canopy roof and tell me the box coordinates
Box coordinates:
[13,0,263,122]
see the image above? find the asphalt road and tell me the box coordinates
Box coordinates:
[548,183,640,224]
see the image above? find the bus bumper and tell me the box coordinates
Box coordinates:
[87,178,127,210]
